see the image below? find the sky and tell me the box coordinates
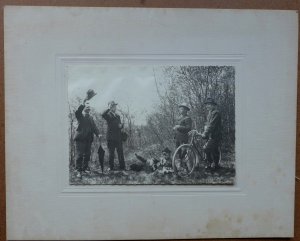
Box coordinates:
[68,65,164,125]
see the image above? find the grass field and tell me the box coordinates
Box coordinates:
[69,147,235,185]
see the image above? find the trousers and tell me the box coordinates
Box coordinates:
[107,140,125,170]
[75,141,92,172]
[176,140,188,159]
[203,138,220,166]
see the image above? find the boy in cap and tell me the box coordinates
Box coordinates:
[173,103,193,158]
[156,147,174,174]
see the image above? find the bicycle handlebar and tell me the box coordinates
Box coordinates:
[188,130,203,144]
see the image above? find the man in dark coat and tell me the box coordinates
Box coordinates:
[102,101,125,171]
[200,98,222,169]
[74,99,100,178]
[173,103,193,158]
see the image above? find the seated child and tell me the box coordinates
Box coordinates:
[130,147,173,174]
[156,147,173,174]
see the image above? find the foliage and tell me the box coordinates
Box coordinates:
[68,66,235,184]
[147,66,235,150]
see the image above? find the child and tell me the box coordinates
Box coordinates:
[130,147,173,174]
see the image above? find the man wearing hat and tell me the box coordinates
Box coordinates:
[199,98,222,170]
[173,103,193,158]
[74,97,100,178]
[102,101,125,171]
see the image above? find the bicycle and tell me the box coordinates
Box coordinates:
[172,130,222,177]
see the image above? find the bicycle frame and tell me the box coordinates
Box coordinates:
[188,132,205,166]
[172,130,222,176]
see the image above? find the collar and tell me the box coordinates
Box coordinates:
[110,111,117,117]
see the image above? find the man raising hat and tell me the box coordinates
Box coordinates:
[74,97,100,178]
[173,103,193,158]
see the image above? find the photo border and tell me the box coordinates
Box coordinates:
[56,54,245,195]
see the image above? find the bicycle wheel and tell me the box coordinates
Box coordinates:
[172,144,197,177]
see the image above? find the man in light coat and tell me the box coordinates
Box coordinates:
[102,101,125,171]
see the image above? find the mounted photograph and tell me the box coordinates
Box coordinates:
[5,6,297,240]
[68,65,235,185]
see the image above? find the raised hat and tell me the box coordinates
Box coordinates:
[86,89,97,100]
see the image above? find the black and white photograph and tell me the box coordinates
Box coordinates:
[68,65,235,185]
[5,6,297,239]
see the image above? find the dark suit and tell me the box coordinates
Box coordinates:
[203,109,222,140]
[203,108,222,167]
[102,109,125,170]
[74,105,99,172]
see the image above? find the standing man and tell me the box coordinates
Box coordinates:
[102,101,126,171]
[173,103,193,158]
[74,98,100,178]
[198,98,222,170]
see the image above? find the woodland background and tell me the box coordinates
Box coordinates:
[68,66,235,184]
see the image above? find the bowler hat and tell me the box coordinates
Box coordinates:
[204,98,217,105]
[178,102,190,111]
[86,89,97,100]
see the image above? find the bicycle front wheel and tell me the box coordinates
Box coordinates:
[172,144,197,177]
